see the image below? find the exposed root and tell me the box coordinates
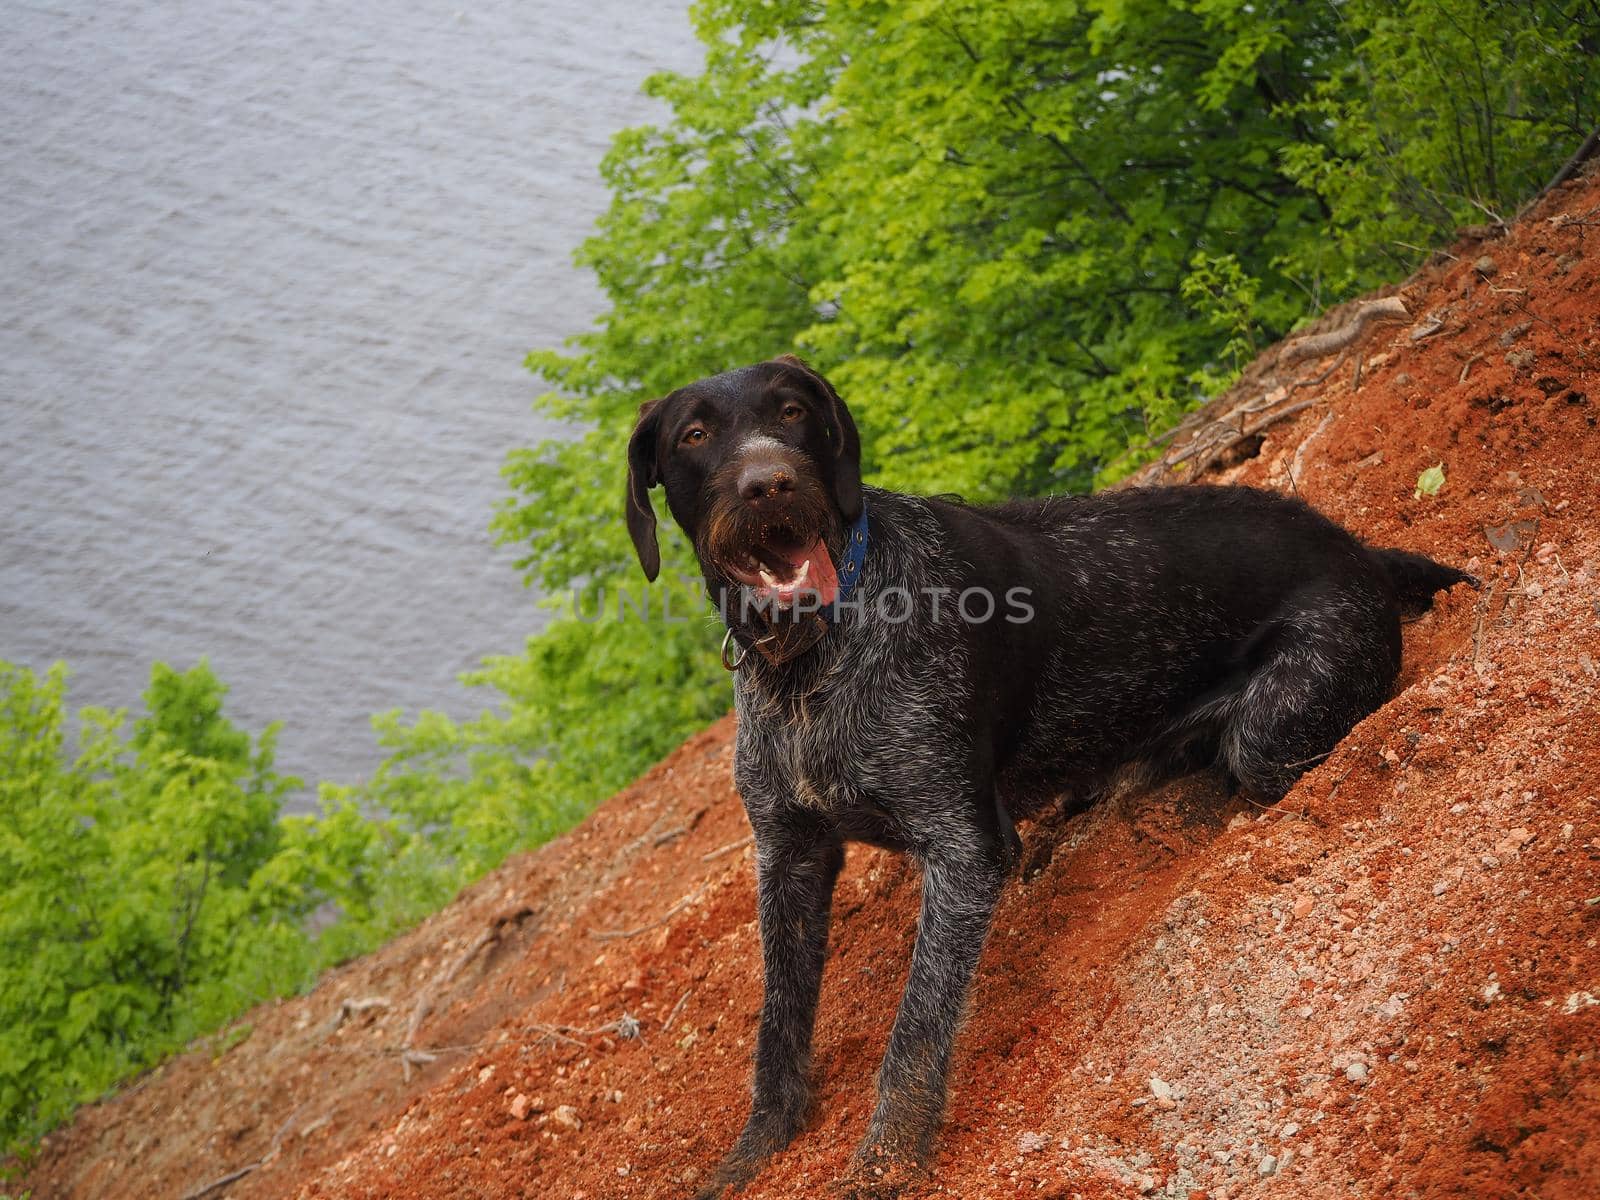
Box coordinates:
[179,1105,305,1199]
[316,996,391,1042]
[1279,296,1409,366]
[404,907,538,1052]
[1290,410,1337,490]
[700,834,754,862]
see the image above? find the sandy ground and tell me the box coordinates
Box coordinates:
[21,171,1600,1200]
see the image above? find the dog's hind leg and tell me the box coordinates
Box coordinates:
[1220,582,1399,802]
[701,813,844,1199]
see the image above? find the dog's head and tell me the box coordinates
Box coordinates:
[625,355,862,612]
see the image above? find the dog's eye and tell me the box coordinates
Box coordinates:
[781,402,804,422]
[680,426,708,447]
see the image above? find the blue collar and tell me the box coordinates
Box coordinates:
[830,497,869,616]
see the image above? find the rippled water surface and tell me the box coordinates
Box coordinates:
[1,0,701,798]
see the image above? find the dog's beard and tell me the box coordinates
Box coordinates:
[696,479,844,619]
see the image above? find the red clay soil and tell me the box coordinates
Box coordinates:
[24,174,1600,1200]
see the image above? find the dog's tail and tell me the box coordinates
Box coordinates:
[1370,547,1480,609]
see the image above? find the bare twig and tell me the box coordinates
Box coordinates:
[662,988,693,1032]
[652,825,689,847]
[529,1013,644,1047]
[528,1023,588,1048]
[400,1048,438,1083]
[1472,581,1497,666]
[1286,348,1348,394]
[317,996,391,1041]
[404,907,537,1049]
[179,1106,306,1199]
[1459,353,1483,384]
[589,883,708,941]
[1410,313,1447,342]
[181,1165,259,1200]
[701,834,754,862]
[1290,410,1337,490]
[1181,398,1321,478]
[1520,124,1600,219]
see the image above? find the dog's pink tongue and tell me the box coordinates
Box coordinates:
[773,538,839,608]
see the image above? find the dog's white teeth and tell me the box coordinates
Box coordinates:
[758,568,779,588]
[795,559,811,584]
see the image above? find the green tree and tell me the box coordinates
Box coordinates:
[471,0,1596,846]
[0,661,385,1150]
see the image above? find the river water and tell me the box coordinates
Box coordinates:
[0,0,701,798]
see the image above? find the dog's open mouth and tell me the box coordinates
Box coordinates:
[725,530,841,610]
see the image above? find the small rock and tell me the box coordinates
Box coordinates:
[1281,1122,1301,1139]
[553,1104,583,1131]
[478,1064,495,1084]
[1292,896,1315,920]
[1499,319,1532,346]
[509,1093,532,1120]
[1149,1077,1175,1100]
[1017,1131,1049,1155]
[1506,348,1535,370]
[1345,1062,1369,1084]
[1155,1097,1177,1111]
[1138,1175,1156,1195]
[1259,1153,1279,1177]
[1474,255,1498,276]
[1432,879,1450,897]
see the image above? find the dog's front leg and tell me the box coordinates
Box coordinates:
[854,839,1006,1175]
[698,813,844,1199]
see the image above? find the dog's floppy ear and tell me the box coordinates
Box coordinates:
[625,399,663,581]
[772,354,862,522]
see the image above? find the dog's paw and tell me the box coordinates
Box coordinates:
[834,1146,923,1200]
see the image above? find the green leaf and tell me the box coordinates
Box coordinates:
[1415,464,1447,500]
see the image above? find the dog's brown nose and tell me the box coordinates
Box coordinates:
[738,461,796,504]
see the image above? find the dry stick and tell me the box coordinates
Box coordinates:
[181,1165,259,1200]
[652,825,689,847]
[1520,124,1600,220]
[317,995,391,1041]
[1290,410,1337,491]
[1351,350,1365,392]
[662,988,693,1033]
[1409,314,1447,342]
[400,1048,439,1083]
[1286,348,1348,395]
[701,834,754,862]
[1325,763,1357,806]
[528,1023,588,1048]
[1184,398,1321,479]
[1459,354,1484,384]
[589,883,708,941]
[1472,581,1498,667]
[179,1106,306,1200]
[404,907,537,1050]
[1279,297,1409,366]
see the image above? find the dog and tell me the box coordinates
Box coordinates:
[624,355,1474,1195]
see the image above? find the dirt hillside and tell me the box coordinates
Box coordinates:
[23,172,1600,1200]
